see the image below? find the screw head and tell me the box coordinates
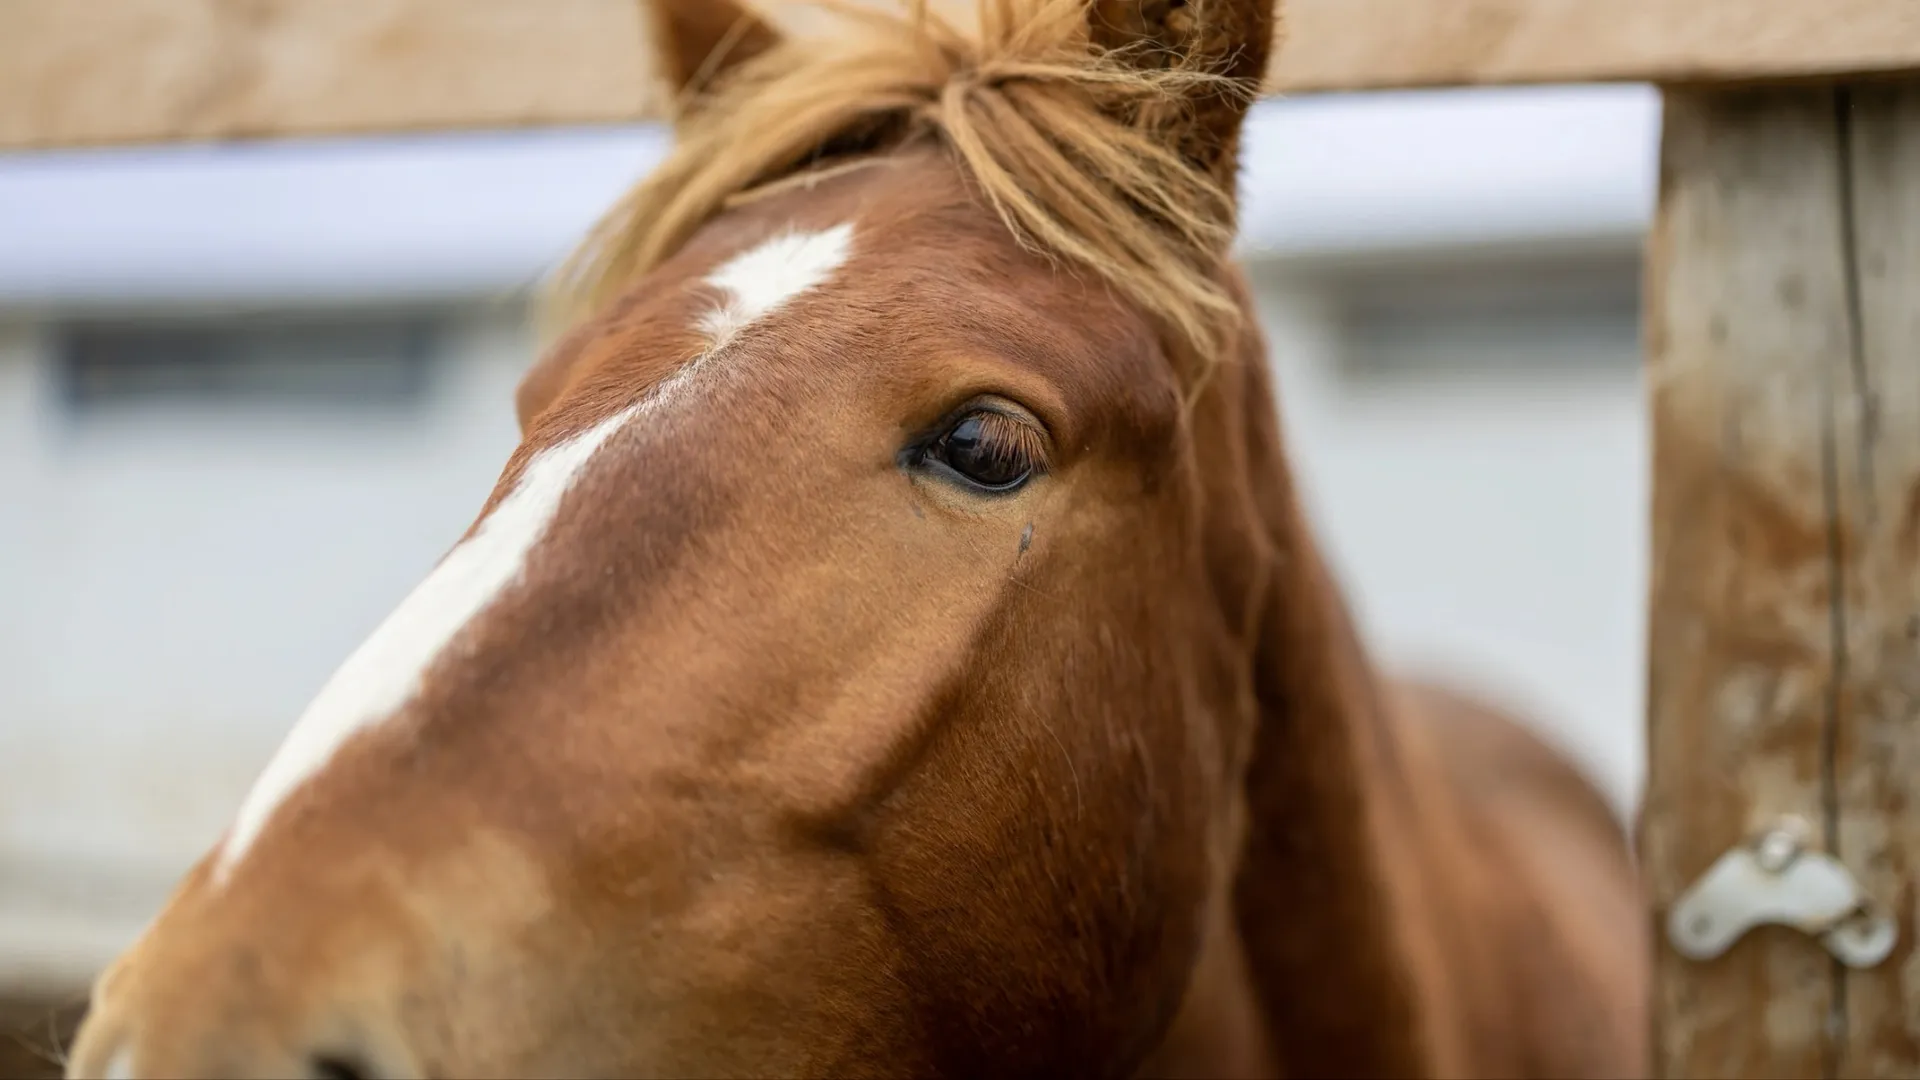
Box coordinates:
[1755,828,1801,873]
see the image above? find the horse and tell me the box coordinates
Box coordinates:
[66,0,1649,1076]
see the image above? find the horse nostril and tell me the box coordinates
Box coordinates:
[308,1053,374,1080]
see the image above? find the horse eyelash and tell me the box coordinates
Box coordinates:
[966,409,1050,474]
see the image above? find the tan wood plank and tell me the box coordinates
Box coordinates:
[0,0,663,150]
[1639,87,1855,1079]
[1272,0,1920,93]
[1832,82,1920,1079]
[6,0,1920,149]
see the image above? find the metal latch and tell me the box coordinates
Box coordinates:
[1667,815,1897,969]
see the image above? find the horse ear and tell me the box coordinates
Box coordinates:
[646,0,783,104]
[1086,0,1281,183]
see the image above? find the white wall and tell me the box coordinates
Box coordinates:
[0,88,1658,309]
[0,82,1662,992]
[0,307,529,990]
[1248,271,1647,818]
[0,267,1648,994]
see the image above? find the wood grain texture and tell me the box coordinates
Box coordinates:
[0,0,662,150]
[1831,83,1920,1079]
[6,0,1920,149]
[1271,0,1920,93]
[1640,88,1854,1080]
[1643,81,1920,1079]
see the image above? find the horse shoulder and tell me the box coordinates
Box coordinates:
[1379,680,1650,1079]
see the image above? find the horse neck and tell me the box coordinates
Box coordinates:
[1205,289,1439,1078]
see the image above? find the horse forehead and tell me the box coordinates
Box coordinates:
[559,152,1156,407]
[213,220,862,879]
[724,162,1166,397]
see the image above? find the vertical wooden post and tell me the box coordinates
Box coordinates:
[1642,82,1920,1079]
[1831,84,1920,1080]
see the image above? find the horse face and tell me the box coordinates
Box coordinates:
[70,0,1286,1071]
[68,153,1240,1079]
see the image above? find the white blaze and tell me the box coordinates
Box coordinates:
[215,222,855,876]
[698,223,854,349]
[216,404,638,874]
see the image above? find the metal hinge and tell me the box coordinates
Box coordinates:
[1666,815,1897,969]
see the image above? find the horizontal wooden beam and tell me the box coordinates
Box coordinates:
[1273,0,1920,94]
[0,0,667,150]
[3,0,1919,150]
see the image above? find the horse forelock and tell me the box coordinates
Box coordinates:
[547,0,1250,368]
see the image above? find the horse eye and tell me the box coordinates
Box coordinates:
[926,411,1036,492]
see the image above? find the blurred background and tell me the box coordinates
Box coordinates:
[0,82,1656,1039]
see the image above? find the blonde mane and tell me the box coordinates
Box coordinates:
[546,0,1256,360]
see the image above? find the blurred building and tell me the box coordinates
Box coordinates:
[0,85,1658,997]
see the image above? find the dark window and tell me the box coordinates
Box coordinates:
[57,315,438,414]
[1332,255,1641,379]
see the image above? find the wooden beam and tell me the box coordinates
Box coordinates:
[0,0,665,150]
[1639,86,1850,1079]
[1641,82,1920,1078]
[1271,0,1920,94]
[6,0,1920,150]
[1829,83,1920,1073]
